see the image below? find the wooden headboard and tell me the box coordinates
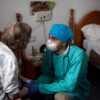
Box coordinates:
[69,9,100,48]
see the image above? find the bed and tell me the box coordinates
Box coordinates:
[69,9,100,69]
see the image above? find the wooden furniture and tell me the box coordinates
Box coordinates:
[16,13,22,22]
[69,9,100,69]
[69,9,75,34]
[21,54,41,79]
[15,13,41,79]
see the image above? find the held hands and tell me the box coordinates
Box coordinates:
[24,81,39,94]
[19,75,39,97]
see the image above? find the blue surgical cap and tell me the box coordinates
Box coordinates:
[49,24,74,43]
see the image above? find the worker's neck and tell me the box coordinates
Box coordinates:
[55,45,68,55]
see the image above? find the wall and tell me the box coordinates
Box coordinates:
[0,0,100,55]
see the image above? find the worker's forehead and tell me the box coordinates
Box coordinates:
[49,35,55,38]
[49,35,57,39]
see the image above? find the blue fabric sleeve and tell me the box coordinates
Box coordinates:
[39,52,88,94]
[24,81,39,93]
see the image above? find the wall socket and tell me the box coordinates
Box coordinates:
[34,11,52,21]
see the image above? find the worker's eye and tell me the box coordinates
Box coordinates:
[49,35,57,41]
[51,37,56,40]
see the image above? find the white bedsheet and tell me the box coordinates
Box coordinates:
[83,39,100,56]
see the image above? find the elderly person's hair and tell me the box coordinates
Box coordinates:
[1,22,32,50]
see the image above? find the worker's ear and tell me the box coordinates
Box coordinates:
[55,40,62,46]
[62,43,69,47]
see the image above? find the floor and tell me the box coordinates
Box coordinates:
[87,64,100,100]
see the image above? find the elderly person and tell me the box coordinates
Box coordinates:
[0,22,32,100]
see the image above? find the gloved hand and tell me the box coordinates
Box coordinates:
[24,81,39,94]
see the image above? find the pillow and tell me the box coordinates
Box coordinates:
[81,24,100,40]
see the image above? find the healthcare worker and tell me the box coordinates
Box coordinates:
[0,22,32,100]
[20,24,90,100]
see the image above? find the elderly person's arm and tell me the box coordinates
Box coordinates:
[1,54,21,100]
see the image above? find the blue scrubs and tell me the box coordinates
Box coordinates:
[35,45,90,100]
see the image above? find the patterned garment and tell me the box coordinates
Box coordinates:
[0,42,19,100]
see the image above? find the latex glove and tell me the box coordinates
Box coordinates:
[24,81,39,94]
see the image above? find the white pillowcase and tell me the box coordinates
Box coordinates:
[81,24,100,40]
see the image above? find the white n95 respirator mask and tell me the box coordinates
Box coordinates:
[46,39,58,51]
